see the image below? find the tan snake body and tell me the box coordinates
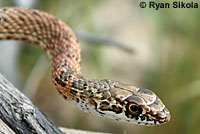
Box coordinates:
[0,7,170,126]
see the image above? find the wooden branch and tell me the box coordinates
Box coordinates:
[0,73,111,134]
[0,118,15,134]
[0,73,62,134]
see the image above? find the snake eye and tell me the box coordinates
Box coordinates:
[128,103,142,116]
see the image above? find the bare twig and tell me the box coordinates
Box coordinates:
[75,30,134,53]
[59,127,111,134]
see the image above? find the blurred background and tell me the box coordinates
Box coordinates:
[0,0,200,134]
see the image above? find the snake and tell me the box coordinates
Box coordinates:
[0,7,170,126]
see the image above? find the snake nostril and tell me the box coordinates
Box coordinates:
[155,112,171,124]
[165,114,171,122]
[157,111,165,118]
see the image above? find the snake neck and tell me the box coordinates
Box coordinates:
[52,64,92,101]
[51,65,120,115]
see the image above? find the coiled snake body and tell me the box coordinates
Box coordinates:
[0,7,170,126]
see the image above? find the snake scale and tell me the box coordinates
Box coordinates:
[0,7,170,126]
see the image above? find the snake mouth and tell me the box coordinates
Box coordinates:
[137,105,171,126]
[149,107,171,125]
[136,113,170,126]
[156,111,171,125]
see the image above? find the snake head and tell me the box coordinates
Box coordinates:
[107,81,171,126]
